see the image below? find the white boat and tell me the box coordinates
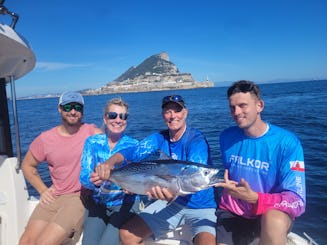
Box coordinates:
[0,2,318,245]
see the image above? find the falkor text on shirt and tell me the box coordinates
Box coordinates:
[274,200,304,209]
[229,155,270,172]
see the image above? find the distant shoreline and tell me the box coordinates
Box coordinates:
[13,79,327,100]
[15,84,214,101]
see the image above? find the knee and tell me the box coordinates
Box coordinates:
[261,209,291,232]
[260,209,292,244]
[120,228,135,245]
[19,233,33,245]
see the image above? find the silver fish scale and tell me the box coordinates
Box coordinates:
[118,161,159,174]
[114,161,191,175]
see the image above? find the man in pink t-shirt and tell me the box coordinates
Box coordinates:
[19,91,102,245]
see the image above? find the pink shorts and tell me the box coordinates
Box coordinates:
[29,193,84,235]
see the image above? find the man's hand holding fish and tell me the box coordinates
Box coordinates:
[146,185,176,202]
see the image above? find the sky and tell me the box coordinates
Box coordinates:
[2,0,327,97]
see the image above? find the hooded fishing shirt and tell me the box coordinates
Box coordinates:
[219,123,306,219]
[80,133,139,207]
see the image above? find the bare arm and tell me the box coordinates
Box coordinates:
[21,150,55,204]
[94,127,103,134]
[22,150,47,194]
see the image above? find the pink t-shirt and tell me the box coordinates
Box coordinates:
[30,123,96,195]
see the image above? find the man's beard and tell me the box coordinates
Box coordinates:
[62,115,82,126]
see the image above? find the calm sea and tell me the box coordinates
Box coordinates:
[9,80,327,244]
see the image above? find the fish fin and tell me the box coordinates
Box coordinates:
[166,195,178,206]
[178,190,193,195]
[158,151,172,160]
[142,150,172,161]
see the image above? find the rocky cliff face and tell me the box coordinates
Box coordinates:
[113,52,179,82]
[84,51,213,95]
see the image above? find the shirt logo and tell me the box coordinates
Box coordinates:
[290,160,305,172]
[274,200,304,209]
[229,155,270,173]
[171,153,178,160]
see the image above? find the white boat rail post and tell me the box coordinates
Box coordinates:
[9,75,23,170]
[1,1,22,170]
[303,232,319,245]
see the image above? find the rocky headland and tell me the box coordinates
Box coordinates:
[82,51,213,95]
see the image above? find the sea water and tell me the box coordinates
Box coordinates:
[9,80,327,244]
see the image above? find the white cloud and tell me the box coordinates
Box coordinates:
[36,62,91,71]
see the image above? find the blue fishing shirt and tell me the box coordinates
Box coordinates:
[80,133,139,207]
[219,123,306,219]
[119,127,218,209]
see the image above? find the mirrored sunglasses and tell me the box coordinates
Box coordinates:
[61,103,83,112]
[105,112,128,120]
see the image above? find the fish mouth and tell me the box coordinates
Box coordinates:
[208,174,224,185]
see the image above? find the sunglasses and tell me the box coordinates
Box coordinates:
[105,112,128,120]
[162,95,184,104]
[61,103,83,112]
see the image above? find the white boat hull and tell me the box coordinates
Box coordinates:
[0,156,36,245]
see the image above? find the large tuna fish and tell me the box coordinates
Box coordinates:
[106,159,222,196]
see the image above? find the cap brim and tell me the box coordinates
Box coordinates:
[162,101,185,109]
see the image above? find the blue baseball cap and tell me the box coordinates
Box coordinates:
[58,91,84,106]
[161,95,186,109]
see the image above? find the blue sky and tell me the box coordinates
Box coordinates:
[3,0,327,97]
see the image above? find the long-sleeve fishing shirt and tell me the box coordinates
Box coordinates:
[119,127,218,209]
[80,133,139,207]
[219,122,306,219]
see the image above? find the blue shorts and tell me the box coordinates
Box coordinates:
[139,200,216,240]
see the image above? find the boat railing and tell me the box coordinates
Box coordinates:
[0,0,28,170]
[0,0,19,28]
[303,232,319,245]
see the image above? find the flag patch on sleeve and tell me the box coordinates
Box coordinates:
[290,160,305,172]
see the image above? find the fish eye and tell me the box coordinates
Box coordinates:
[203,170,209,176]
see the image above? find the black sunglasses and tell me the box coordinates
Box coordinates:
[105,112,128,120]
[61,103,83,112]
[162,95,184,104]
